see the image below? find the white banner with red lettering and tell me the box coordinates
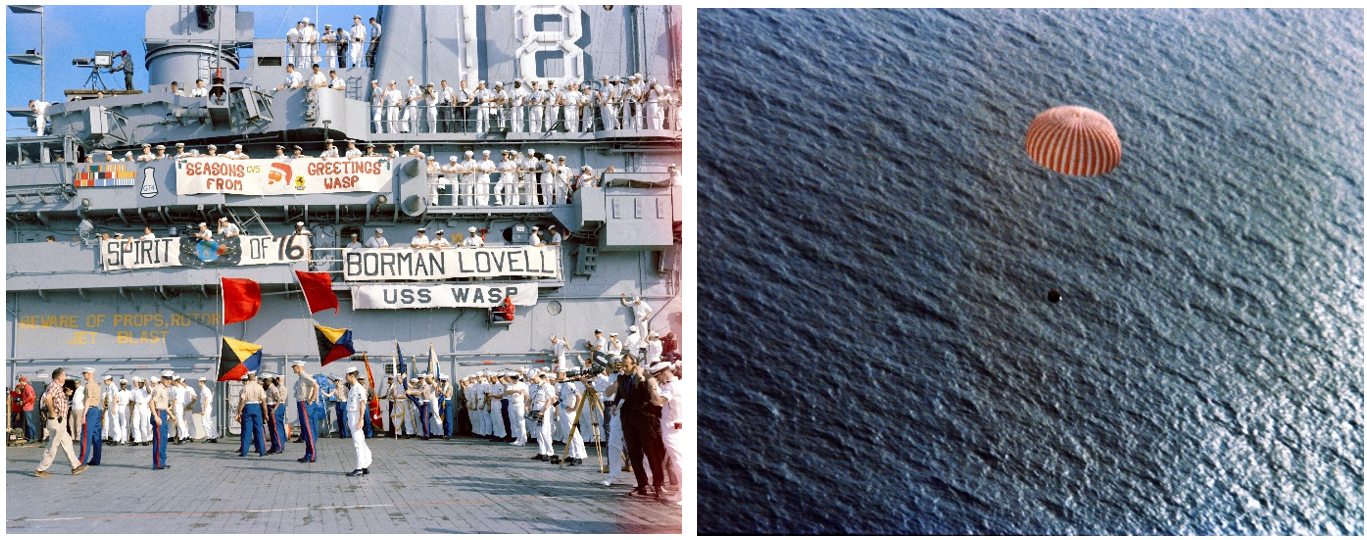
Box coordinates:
[175,156,393,195]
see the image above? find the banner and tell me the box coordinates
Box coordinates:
[351,283,539,309]
[101,235,311,272]
[342,246,560,281]
[175,156,393,195]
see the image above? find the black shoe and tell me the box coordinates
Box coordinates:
[654,486,670,500]
[297,457,310,463]
[347,469,363,477]
[627,487,650,497]
[530,454,542,460]
[549,456,561,464]
[566,458,579,466]
[362,468,370,475]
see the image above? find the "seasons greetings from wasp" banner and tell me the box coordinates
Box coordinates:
[175,156,393,195]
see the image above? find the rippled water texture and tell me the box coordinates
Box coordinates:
[698,9,1363,534]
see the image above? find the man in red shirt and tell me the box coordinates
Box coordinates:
[16,377,37,441]
[495,296,515,321]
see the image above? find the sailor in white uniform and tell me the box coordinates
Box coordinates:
[545,80,562,131]
[345,367,372,476]
[463,226,484,248]
[507,374,529,446]
[319,139,339,160]
[370,80,384,133]
[555,372,587,465]
[458,151,476,207]
[528,80,546,132]
[622,294,654,337]
[509,80,528,133]
[424,83,440,133]
[496,151,519,206]
[410,227,431,249]
[113,379,132,445]
[286,21,303,67]
[198,377,219,443]
[564,81,583,133]
[346,233,364,250]
[364,228,389,248]
[405,77,421,134]
[384,81,403,134]
[136,144,156,162]
[131,377,152,445]
[224,144,249,160]
[344,140,363,159]
[350,16,367,68]
[474,81,492,133]
[476,150,496,207]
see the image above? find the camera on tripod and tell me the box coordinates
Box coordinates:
[563,363,606,379]
[72,51,116,68]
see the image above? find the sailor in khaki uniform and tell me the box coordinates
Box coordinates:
[149,371,173,469]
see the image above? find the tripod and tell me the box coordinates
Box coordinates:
[83,65,109,91]
[559,385,606,471]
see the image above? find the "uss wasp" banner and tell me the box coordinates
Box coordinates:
[351,283,539,309]
[342,246,561,281]
[175,157,393,195]
[102,235,311,271]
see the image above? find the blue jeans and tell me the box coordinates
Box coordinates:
[240,404,264,456]
[23,409,38,441]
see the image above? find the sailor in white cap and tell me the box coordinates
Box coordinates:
[463,374,483,437]
[504,79,524,133]
[651,357,685,504]
[364,228,389,248]
[463,226,484,248]
[291,360,321,462]
[421,82,440,133]
[137,143,156,162]
[600,77,619,131]
[273,144,289,162]
[303,20,320,66]
[131,376,152,445]
[476,150,497,206]
[560,80,580,133]
[224,143,248,160]
[370,80,384,132]
[350,15,367,67]
[607,331,624,359]
[399,77,417,134]
[344,367,372,476]
[473,80,492,132]
[426,156,440,177]
[148,371,174,469]
[292,145,305,159]
[505,372,530,446]
[646,331,664,366]
[319,138,338,160]
[496,150,519,206]
[621,294,655,338]
[384,80,403,134]
[544,79,562,131]
[170,374,192,444]
[492,81,510,131]
[205,144,219,157]
[553,370,587,465]
[528,80,546,132]
[521,148,541,203]
[624,325,644,356]
[646,79,665,130]
[410,227,431,249]
[286,20,303,67]
[486,373,508,442]
[458,150,478,207]
[123,150,135,163]
[100,375,117,445]
[346,232,364,250]
[529,225,543,247]
[173,142,188,159]
[294,221,312,236]
[217,216,240,237]
[344,139,362,159]
[113,378,132,445]
[197,376,219,443]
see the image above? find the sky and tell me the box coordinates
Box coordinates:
[4,5,378,136]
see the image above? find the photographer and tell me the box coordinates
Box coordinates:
[32,368,88,477]
[109,50,134,91]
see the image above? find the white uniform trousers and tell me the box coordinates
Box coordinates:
[352,424,372,470]
[602,409,627,483]
[112,407,129,444]
[566,106,580,133]
[103,407,114,440]
[529,105,544,132]
[372,105,384,133]
[490,404,506,438]
[202,404,219,439]
[386,105,401,133]
[497,177,519,206]
[540,173,559,205]
[36,419,79,472]
[511,105,525,132]
[475,174,492,206]
[661,420,684,493]
[460,173,476,207]
[603,104,618,130]
[399,400,416,435]
[426,105,438,133]
[474,405,488,435]
[477,105,491,132]
[544,105,557,131]
[560,405,586,459]
[351,42,364,67]
[172,404,189,439]
[405,103,418,133]
[647,102,662,130]
[537,409,555,455]
[631,101,643,129]
[427,399,442,431]
[509,401,527,445]
[132,404,151,443]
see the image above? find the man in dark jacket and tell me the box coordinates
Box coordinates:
[618,354,667,500]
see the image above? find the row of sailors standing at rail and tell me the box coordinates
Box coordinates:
[425,149,611,208]
[368,74,679,135]
[285,15,377,70]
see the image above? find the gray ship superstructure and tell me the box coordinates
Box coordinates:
[5,5,684,433]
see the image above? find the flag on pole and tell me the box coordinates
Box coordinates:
[427,344,441,382]
[314,324,355,366]
[221,277,261,324]
[217,337,263,381]
[294,270,339,314]
[362,353,383,428]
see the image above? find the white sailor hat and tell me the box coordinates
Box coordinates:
[234,143,243,149]
[103,374,113,380]
[409,377,418,383]
[161,370,174,378]
[326,139,334,144]
[649,362,671,374]
[276,145,285,150]
[301,16,309,23]
[389,80,396,85]
[176,142,185,147]
[375,228,384,234]
[156,144,165,149]
[82,367,95,374]
[468,226,477,232]
[435,230,444,235]
[354,14,361,19]
[350,233,359,237]
[125,151,134,156]
[347,139,356,145]
[296,221,305,227]
[449,156,458,161]
[197,221,207,227]
[113,233,124,238]
[324,24,331,29]
[494,81,503,87]
[119,379,128,384]
[417,227,426,232]
[527,148,535,154]
[427,156,435,161]
[545,154,555,160]
[291,360,306,367]
[132,376,142,382]
[371,79,379,85]
[207,144,216,149]
[628,325,638,333]
[240,374,249,381]
[142,143,150,148]
[219,217,229,222]
[609,332,618,337]
[531,226,539,231]
[345,367,358,374]
[173,376,183,382]
[549,333,557,340]
[407,76,414,81]
[197,377,206,382]
[104,150,113,155]
[439,375,449,380]
[582,165,592,170]
[634,72,643,79]
[482,150,490,155]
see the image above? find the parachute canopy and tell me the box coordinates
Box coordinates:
[1024,106,1121,176]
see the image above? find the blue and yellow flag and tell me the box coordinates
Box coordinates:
[218,337,263,381]
[314,324,355,366]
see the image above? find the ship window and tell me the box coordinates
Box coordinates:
[258,57,282,67]
[634,198,643,219]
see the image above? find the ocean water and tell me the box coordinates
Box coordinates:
[697,9,1363,535]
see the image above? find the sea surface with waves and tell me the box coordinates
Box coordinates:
[697,9,1363,535]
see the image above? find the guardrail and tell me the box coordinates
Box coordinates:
[369,101,682,135]
[423,178,574,208]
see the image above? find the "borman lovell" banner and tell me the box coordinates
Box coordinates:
[102,235,312,271]
[342,246,561,281]
[175,157,393,195]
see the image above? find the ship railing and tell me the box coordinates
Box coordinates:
[367,102,682,135]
